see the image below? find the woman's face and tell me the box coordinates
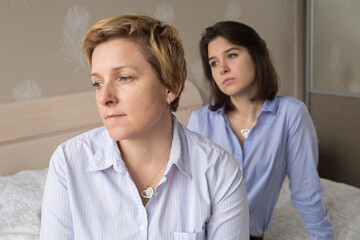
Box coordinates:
[91,38,174,141]
[207,36,256,98]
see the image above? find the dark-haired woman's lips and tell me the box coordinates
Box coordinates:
[222,78,234,85]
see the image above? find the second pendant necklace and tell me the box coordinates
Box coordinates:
[240,129,251,139]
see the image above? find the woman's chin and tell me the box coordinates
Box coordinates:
[105,127,130,142]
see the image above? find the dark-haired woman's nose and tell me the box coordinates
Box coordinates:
[220,63,229,75]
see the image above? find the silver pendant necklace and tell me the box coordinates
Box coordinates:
[234,101,263,140]
[140,151,170,199]
[141,186,154,199]
[240,129,251,139]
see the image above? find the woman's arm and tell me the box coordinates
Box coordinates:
[286,103,334,240]
[206,153,249,239]
[40,147,74,240]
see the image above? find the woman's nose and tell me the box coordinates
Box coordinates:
[97,83,118,106]
[219,62,229,75]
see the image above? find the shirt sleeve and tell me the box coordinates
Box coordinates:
[40,146,74,240]
[286,103,334,240]
[206,153,250,240]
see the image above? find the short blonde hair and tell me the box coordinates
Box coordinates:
[82,14,187,111]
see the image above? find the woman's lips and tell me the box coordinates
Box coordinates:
[222,78,234,85]
[105,114,126,120]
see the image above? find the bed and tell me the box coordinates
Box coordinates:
[1,81,360,239]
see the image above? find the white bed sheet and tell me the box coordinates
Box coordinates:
[0,169,359,239]
[266,177,360,239]
[0,169,47,240]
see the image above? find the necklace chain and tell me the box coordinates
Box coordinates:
[140,151,170,199]
[236,104,262,139]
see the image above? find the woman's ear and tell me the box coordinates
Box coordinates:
[166,91,176,104]
[166,83,182,103]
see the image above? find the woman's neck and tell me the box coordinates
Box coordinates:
[226,98,264,147]
[118,115,173,206]
[118,115,173,168]
[229,96,263,122]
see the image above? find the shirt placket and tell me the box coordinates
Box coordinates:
[137,205,148,240]
[223,114,245,170]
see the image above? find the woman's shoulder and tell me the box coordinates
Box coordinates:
[182,125,239,170]
[276,96,305,107]
[189,104,223,125]
[58,126,108,150]
[51,127,111,167]
[275,96,307,114]
[191,104,218,116]
[273,96,312,129]
[183,125,223,151]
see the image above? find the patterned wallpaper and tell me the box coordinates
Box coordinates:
[0,0,297,104]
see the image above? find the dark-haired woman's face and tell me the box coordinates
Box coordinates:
[208,37,256,98]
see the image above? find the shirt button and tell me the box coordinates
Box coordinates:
[139,225,145,231]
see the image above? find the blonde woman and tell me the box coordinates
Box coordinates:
[40,15,249,239]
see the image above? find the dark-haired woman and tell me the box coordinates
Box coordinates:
[188,21,334,240]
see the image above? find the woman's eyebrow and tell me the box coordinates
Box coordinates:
[208,47,241,61]
[224,47,240,53]
[90,65,141,78]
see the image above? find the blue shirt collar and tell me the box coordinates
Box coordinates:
[215,97,279,116]
[261,97,279,115]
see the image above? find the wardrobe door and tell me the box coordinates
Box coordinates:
[306,0,360,188]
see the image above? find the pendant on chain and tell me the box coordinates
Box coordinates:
[240,129,250,139]
[141,186,154,199]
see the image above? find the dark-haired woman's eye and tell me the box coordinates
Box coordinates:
[120,76,132,82]
[228,53,237,59]
[210,60,218,68]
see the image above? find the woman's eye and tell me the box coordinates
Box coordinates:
[209,61,218,68]
[120,76,132,82]
[92,82,103,89]
[228,53,237,59]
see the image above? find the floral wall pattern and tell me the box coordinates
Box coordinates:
[61,6,90,74]
[0,0,299,104]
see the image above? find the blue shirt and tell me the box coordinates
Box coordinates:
[40,116,249,240]
[188,96,334,239]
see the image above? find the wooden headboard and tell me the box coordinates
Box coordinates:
[0,81,203,175]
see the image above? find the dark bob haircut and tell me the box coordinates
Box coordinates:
[199,21,279,111]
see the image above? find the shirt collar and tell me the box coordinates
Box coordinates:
[86,129,125,173]
[86,116,192,179]
[261,97,279,115]
[168,114,192,179]
[215,97,279,116]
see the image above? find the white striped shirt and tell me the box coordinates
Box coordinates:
[40,116,249,239]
